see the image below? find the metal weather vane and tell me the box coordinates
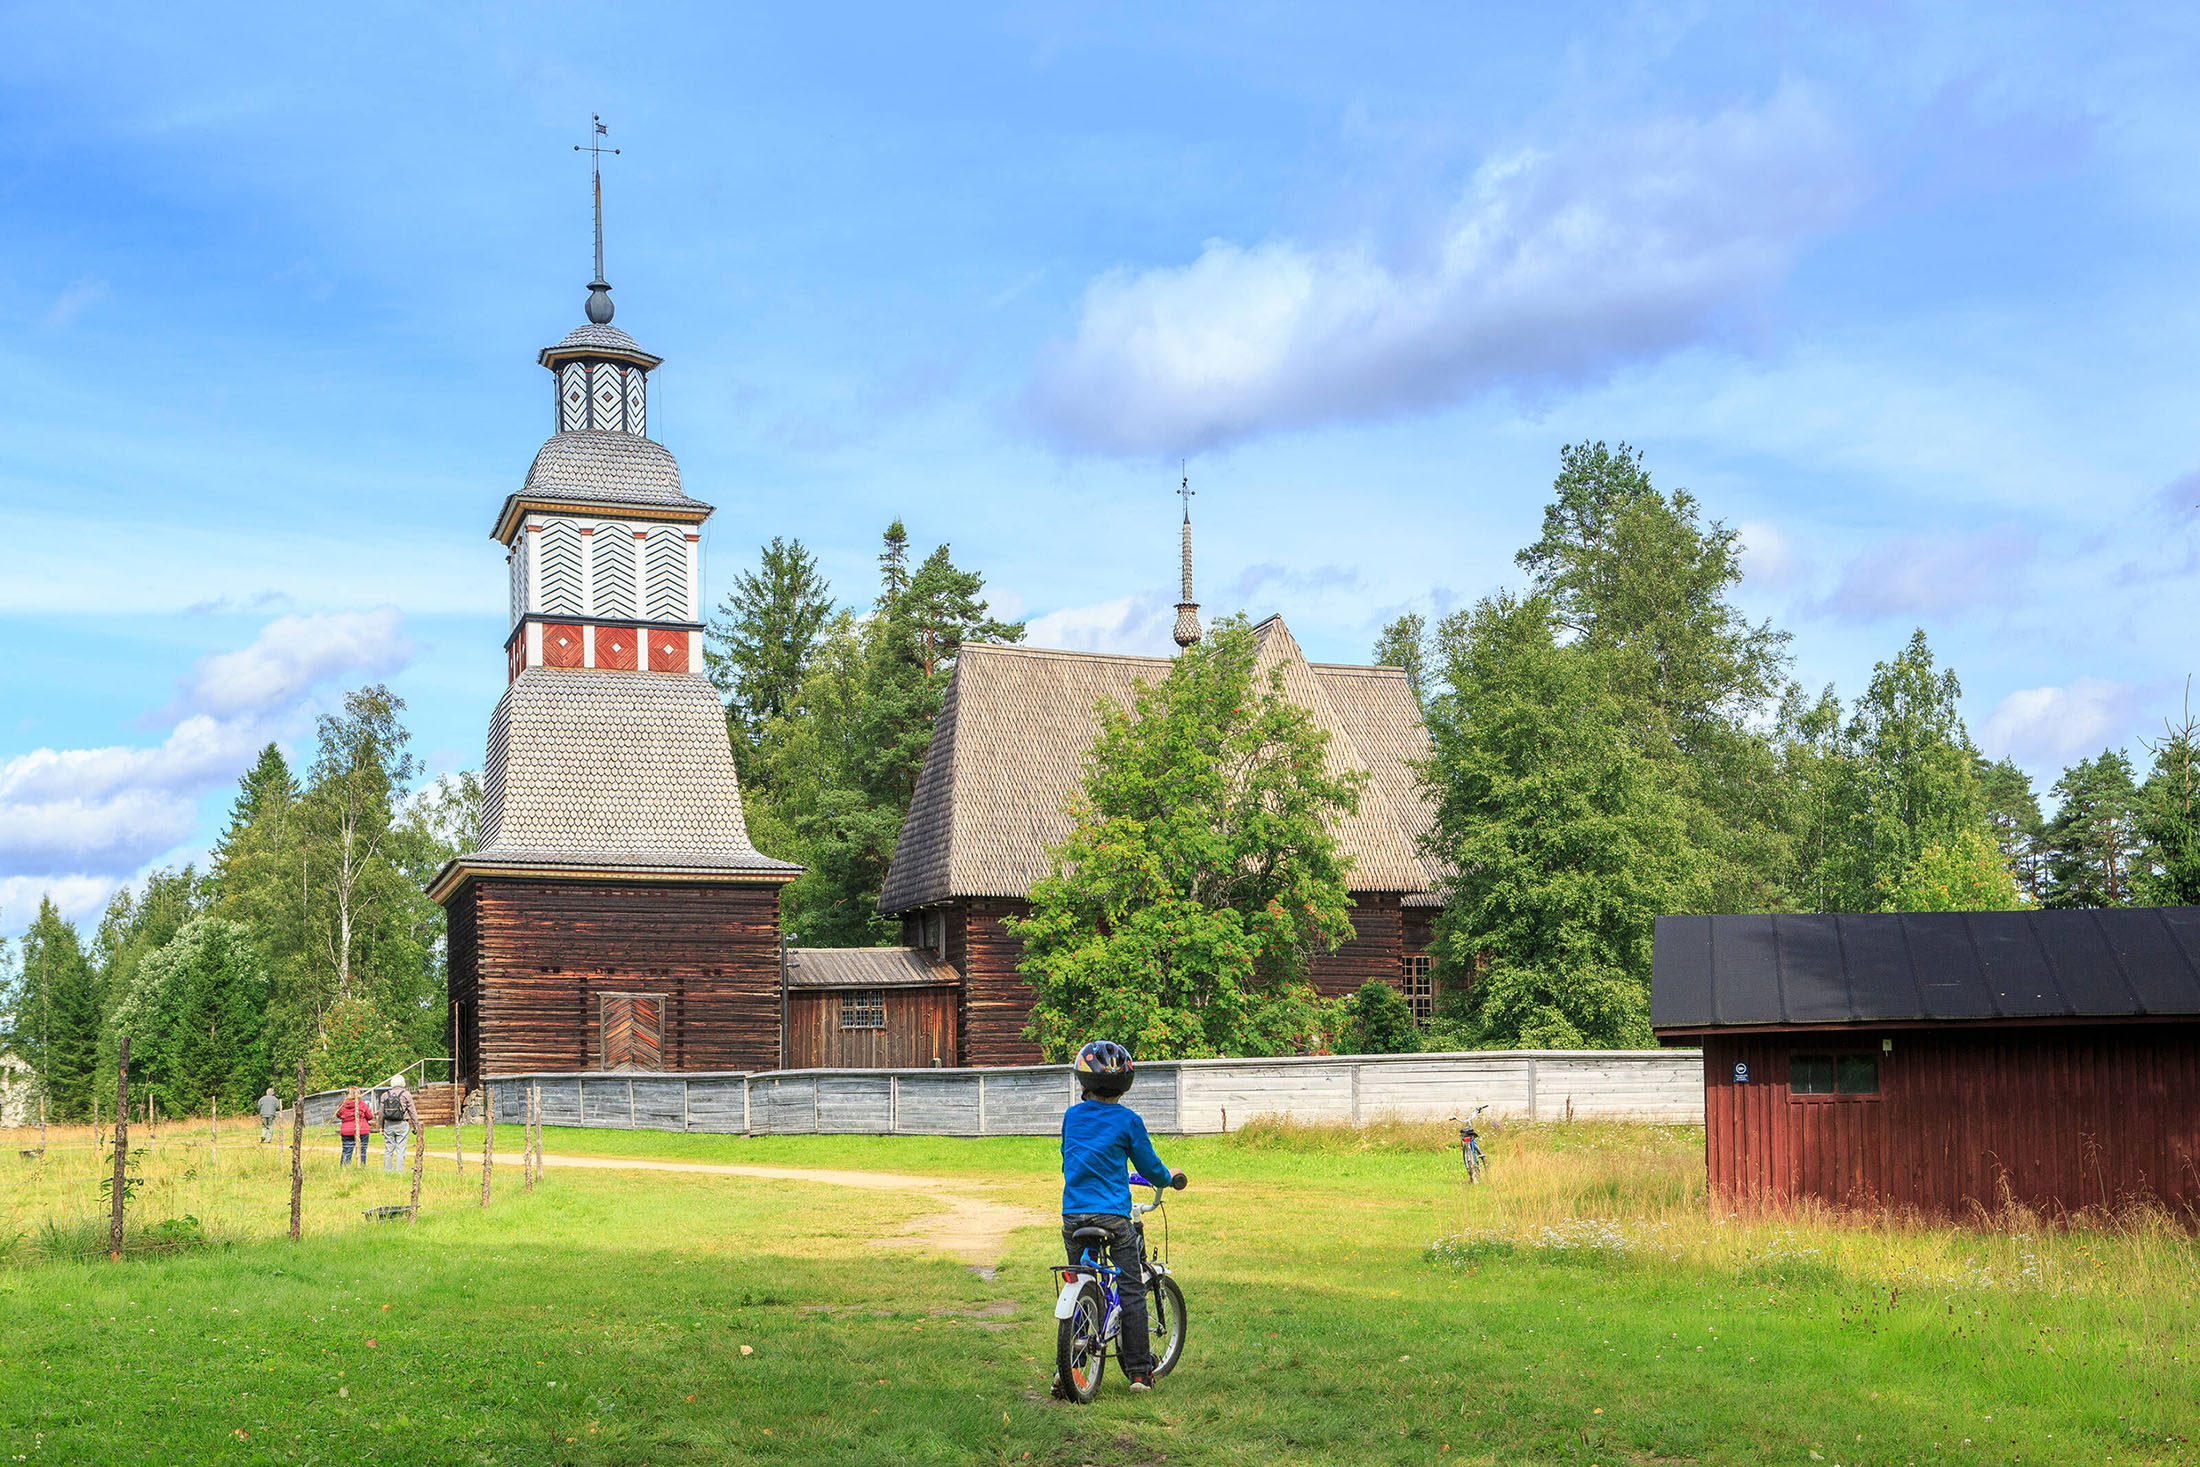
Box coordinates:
[576,115,621,323]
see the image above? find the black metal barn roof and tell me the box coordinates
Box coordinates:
[1651,907,2200,1033]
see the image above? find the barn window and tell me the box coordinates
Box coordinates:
[1790,1054,1878,1096]
[840,989,886,1029]
[1401,954,1434,1023]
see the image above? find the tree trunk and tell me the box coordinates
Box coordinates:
[108,1037,130,1262]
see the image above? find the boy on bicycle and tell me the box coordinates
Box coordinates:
[1057,1040,1183,1394]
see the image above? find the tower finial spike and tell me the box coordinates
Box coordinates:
[1172,462,1202,650]
[575,114,621,324]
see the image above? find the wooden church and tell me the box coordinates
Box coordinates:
[427,222,798,1086]
[869,508,1445,1067]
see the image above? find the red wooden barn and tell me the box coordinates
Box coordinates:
[1651,908,2200,1221]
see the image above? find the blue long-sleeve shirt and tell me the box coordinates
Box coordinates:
[1061,1099,1170,1216]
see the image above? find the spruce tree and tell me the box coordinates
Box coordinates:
[17,900,99,1119]
[2043,750,2143,908]
[2139,697,2200,905]
[704,536,834,777]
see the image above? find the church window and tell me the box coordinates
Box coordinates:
[840,990,886,1030]
[1401,953,1434,1023]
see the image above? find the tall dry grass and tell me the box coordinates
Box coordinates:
[2,1118,486,1263]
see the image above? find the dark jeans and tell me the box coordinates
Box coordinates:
[1063,1213,1152,1374]
[341,1134,365,1165]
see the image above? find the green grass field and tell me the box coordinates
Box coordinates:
[3,1115,2198,1465]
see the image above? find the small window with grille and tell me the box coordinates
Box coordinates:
[1789,1054,1878,1096]
[840,989,886,1030]
[1401,953,1435,1023]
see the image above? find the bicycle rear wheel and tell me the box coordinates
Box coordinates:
[1055,1281,1107,1404]
[1146,1274,1187,1378]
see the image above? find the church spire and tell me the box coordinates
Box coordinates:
[1172,464,1203,649]
[577,114,620,325]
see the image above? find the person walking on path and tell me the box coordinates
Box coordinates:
[380,1074,419,1174]
[258,1086,281,1144]
[337,1087,374,1166]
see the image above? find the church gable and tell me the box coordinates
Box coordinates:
[877,616,1438,915]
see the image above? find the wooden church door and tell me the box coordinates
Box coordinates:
[600,993,666,1072]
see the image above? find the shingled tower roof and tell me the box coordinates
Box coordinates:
[877,615,1437,914]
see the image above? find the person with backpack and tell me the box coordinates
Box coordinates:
[380,1074,419,1175]
[1055,1040,1182,1395]
[257,1086,281,1143]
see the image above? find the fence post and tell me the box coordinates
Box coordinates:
[210,1099,218,1168]
[813,1077,822,1134]
[742,1075,752,1137]
[454,1083,467,1175]
[681,1079,691,1133]
[480,1087,495,1208]
[407,1103,426,1224]
[1526,1056,1539,1122]
[888,1074,900,1135]
[108,1036,131,1262]
[524,1087,537,1195]
[976,1073,987,1136]
[1350,1062,1362,1127]
[1174,1066,1184,1134]
[289,1058,305,1243]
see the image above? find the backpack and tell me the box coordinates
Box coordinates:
[381,1089,406,1125]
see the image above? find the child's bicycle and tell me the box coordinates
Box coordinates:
[1454,1106,1489,1183]
[1052,1172,1188,1403]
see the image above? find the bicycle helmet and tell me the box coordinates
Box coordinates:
[1074,1039,1135,1098]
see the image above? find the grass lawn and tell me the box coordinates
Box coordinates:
[3,1115,2198,1464]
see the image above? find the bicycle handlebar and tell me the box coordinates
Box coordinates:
[1129,1171,1188,1191]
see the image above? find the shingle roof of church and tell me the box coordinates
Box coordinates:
[538,323,663,369]
[438,669,797,889]
[785,947,961,989]
[877,615,1439,914]
[511,431,708,513]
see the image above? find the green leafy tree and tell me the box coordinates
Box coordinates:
[1880,829,2026,912]
[1011,616,1364,1060]
[13,899,101,1118]
[1372,613,1430,707]
[1514,442,1794,912]
[705,536,834,785]
[1343,979,1421,1055]
[2139,694,2200,905]
[102,919,271,1114]
[1421,592,1704,1049]
[2043,749,2142,909]
[303,995,410,1093]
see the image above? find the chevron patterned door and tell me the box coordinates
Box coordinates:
[600,993,666,1072]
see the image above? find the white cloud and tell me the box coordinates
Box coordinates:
[1027,84,1862,454]
[1024,594,1178,656]
[2,609,417,883]
[164,609,413,721]
[43,276,111,329]
[1737,520,1805,589]
[1980,677,2144,768]
[0,875,118,931]
[1819,526,2034,621]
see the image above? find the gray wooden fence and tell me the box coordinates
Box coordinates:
[450,1049,1703,1136]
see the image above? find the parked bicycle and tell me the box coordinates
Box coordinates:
[1053,1172,1187,1402]
[1454,1106,1489,1183]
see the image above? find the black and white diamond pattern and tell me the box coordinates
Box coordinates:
[590,364,624,432]
[625,369,646,435]
[559,364,588,432]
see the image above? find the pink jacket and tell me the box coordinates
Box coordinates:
[336,1096,376,1136]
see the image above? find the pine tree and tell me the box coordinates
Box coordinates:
[1976,755,2046,904]
[2043,750,2143,908]
[2139,695,2200,905]
[103,919,271,1115]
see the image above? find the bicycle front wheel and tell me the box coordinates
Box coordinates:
[1056,1281,1107,1404]
[1146,1274,1187,1377]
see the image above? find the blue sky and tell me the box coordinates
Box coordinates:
[5,3,2199,933]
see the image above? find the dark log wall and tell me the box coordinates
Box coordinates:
[1704,1027,2200,1220]
[951,897,1044,1067]
[786,989,959,1068]
[1310,892,1407,999]
[447,886,482,1085]
[1402,906,1436,957]
[469,878,784,1076]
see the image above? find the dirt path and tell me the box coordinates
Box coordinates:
[530,1151,1053,1265]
